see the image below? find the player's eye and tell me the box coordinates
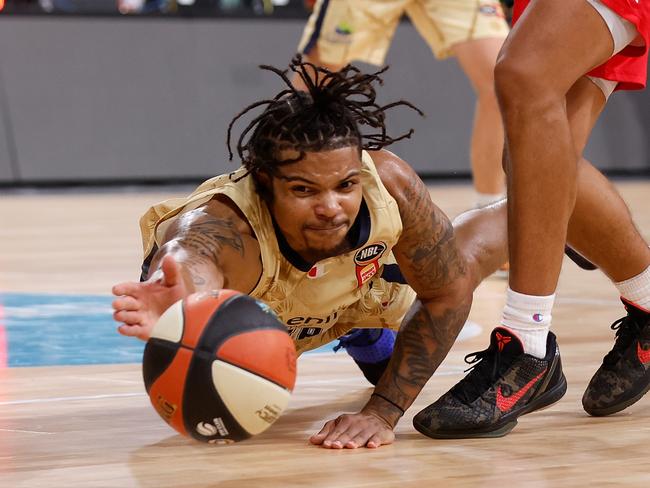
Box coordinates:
[290,185,313,195]
[339,179,358,190]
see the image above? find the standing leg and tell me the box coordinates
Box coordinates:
[453,38,507,207]
[412,0,633,439]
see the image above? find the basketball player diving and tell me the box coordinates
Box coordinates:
[112,57,513,449]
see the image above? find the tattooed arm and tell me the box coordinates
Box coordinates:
[366,150,474,425]
[310,150,474,449]
[112,195,262,340]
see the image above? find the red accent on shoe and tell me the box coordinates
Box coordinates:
[496,332,512,352]
[637,342,650,365]
[496,368,548,413]
[620,297,650,315]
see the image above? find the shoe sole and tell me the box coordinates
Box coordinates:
[414,373,568,439]
[583,380,650,417]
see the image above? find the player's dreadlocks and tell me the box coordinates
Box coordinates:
[226,55,424,180]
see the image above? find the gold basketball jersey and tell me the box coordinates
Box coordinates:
[139,151,415,354]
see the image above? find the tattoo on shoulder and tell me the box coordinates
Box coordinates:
[176,215,245,263]
[397,178,466,289]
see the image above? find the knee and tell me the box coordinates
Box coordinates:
[494,55,559,114]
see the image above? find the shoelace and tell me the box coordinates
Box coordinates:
[451,346,504,404]
[603,313,644,367]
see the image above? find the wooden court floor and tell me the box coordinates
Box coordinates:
[1,181,650,487]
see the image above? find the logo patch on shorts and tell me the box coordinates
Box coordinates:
[335,22,353,35]
[478,2,505,18]
[324,21,354,44]
[354,242,386,287]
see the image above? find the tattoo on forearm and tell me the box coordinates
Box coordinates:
[378,300,471,411]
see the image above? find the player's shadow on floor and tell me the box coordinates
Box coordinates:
[128,388,374,486]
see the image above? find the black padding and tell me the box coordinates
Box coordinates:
[142,338,180,394]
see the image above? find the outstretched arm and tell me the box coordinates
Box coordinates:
[112,196,262,340]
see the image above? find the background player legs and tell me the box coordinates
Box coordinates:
[453,37,506,205]
[561,77,650,281]
[494,0,616,298]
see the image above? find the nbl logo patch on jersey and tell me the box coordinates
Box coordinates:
[354,242,386,287]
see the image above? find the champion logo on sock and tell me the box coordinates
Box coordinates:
[533,313,544,323]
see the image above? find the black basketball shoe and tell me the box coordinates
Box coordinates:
[334,328,396,385]
[582,298,650,416]
[413,327,567,439]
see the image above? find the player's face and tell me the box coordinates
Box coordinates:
[268,146,363,263]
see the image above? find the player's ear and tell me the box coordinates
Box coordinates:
[253,170,273,202]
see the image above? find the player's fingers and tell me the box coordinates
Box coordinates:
[320,416,355,448]
[309,420,336,445]
[113,309,143,325]
[112,281,142,297]
[365,429,395,449]
[344,427,379,449]
[117,323,145,338]
[330,426,364,449]
[112,296,140,312]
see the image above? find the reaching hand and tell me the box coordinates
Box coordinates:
[309,411,395,449]
[112,255,188,341]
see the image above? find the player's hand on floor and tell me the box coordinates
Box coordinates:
[310,411,395,449]
[112,255,188,341]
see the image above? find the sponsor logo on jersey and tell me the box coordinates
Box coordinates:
[307,263,326,279]
[354,242,386,287]
[286,310,338,327]
[354,242,387,265]
[287,326,323,340]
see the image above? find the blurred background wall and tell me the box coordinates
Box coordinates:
[0,12,648,184]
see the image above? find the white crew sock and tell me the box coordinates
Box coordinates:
[501,287,555,359]
[615,265,650,311]
[475,192,505,209]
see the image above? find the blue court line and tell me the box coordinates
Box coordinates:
[0,293,335,368]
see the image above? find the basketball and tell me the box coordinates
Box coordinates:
[142,290,297,444]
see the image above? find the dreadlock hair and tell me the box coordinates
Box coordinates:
[226,55,424,184]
